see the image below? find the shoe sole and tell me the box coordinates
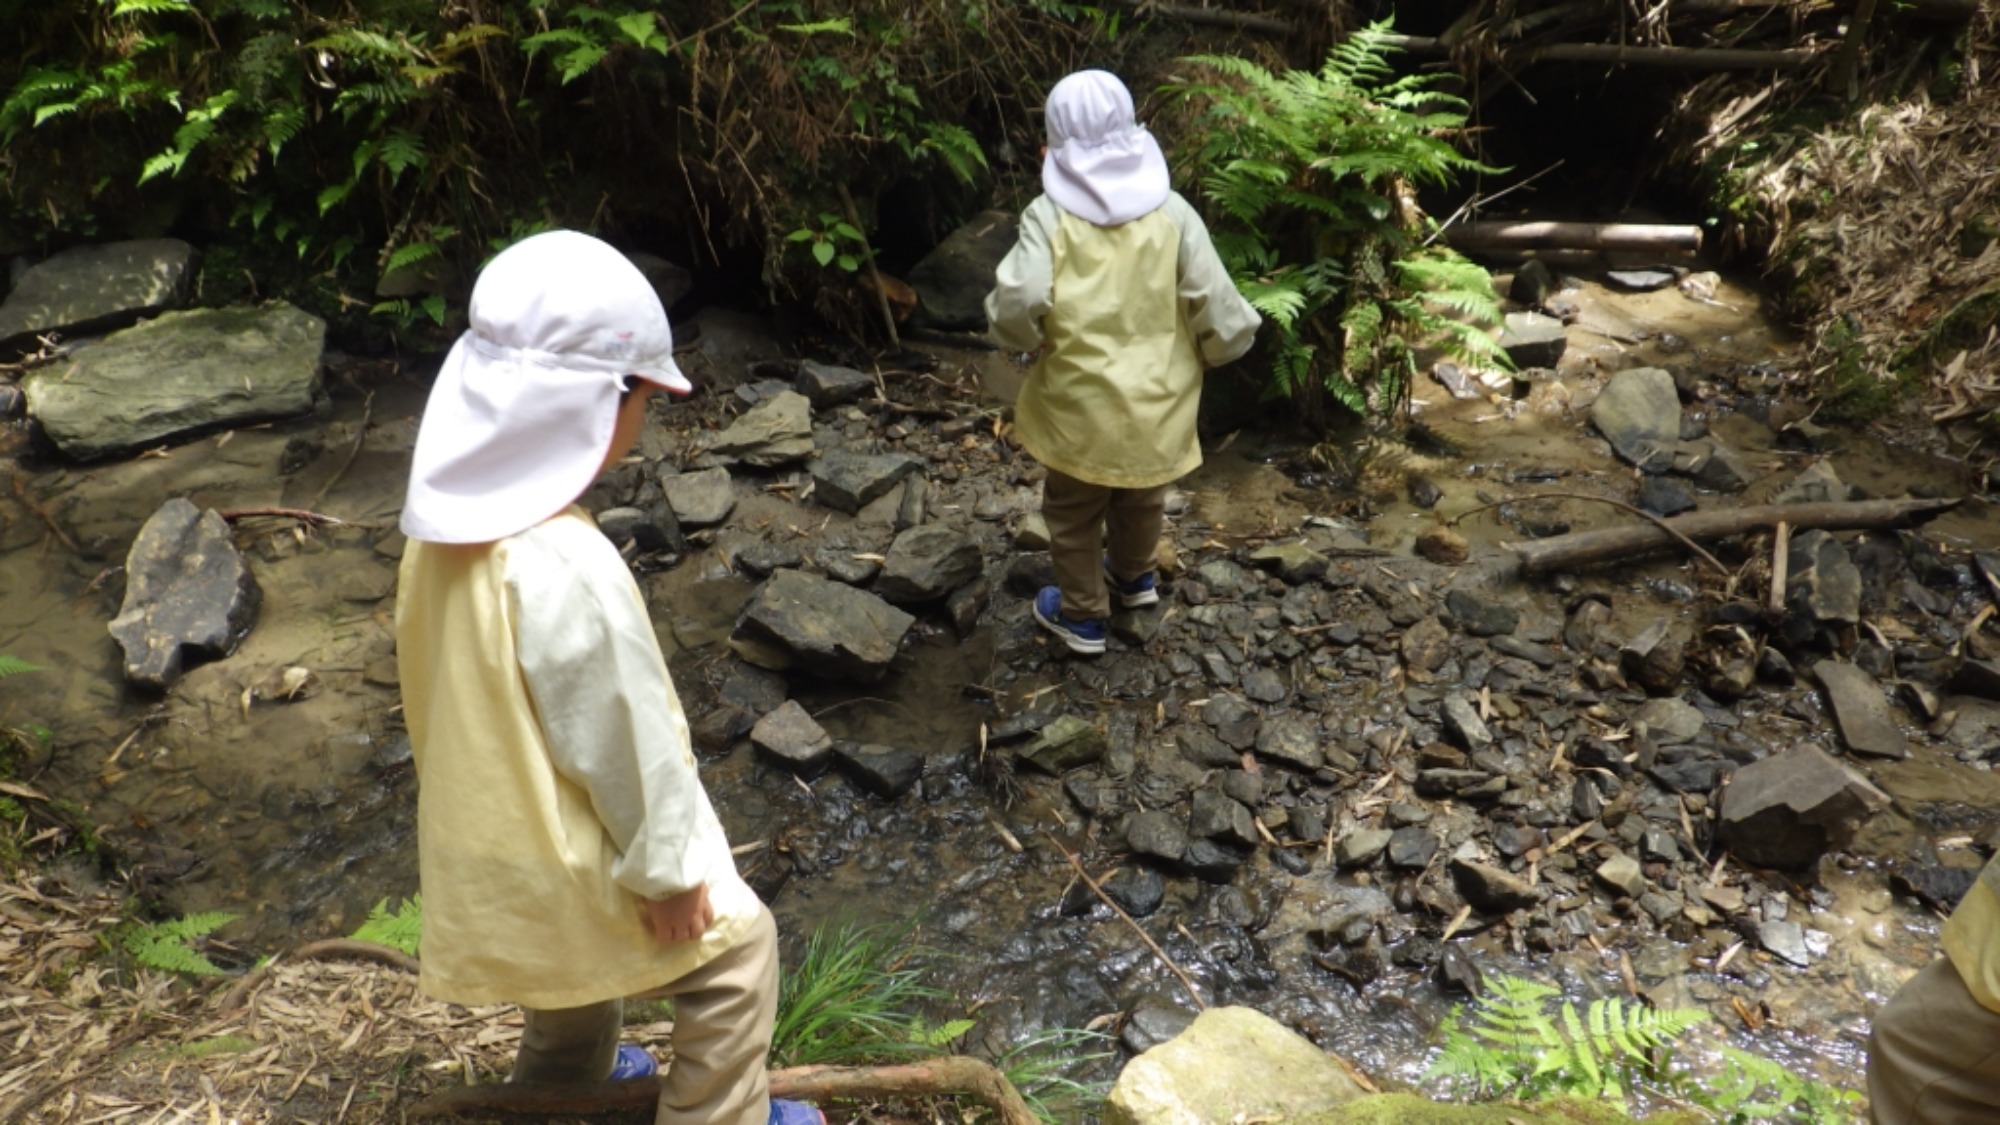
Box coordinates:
[1032,600,1107,655]
[1115,587,1160,609]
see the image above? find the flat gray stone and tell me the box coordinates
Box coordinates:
[1337,828,1393,867]
[1717,746,1891,869]
[750,700,833,773]
[710,390,813,467]
[1247,541,1328,584]
[1126,810,1189,865]
[1604,268,1677,292]
[1596,853,1646,898]
[1499,311,1568,369]
[794,360,876,408]
[1253,713,1323,771]
[26,304,322,460]
[730,569,914,683]
[1775,460,1852,505]
[810,451,920,515]
[1440,694,1494,751]
[1813,660,1909,759]
[1451,857,1540,914]
[1636,697,1705,744]
[108,499,260,690]
[1591,367,1680,473]
[1016,714,1105,774]
[0,239,196,352]
[875,524,981,603]
[832,741,924,798]
[1788,530,1862,627]
[661,467,736,526]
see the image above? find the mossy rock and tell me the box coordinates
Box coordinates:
[1291,1092,1707,1125]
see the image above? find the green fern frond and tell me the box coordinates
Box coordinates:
[121,911,237,976]
[0,655,40,679]
[349,895,422,956]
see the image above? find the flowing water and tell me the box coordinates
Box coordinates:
[4,272,1998,1101]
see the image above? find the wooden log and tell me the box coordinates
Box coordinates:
[1101,0,1293,36]
[406,1057,1037,1123]
[1505,498,1961,577]
[1446,221,1704,255]
[1379,34,1818,70]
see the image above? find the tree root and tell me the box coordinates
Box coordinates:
[405,1056,1038,1123]
[218,938,419,1013]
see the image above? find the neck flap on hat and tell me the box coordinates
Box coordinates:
[401,230,689,544]
[1042,69,1171,227]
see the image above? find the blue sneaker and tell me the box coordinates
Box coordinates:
[1033,587,1107,655]
[770,1100,827,1125]
[1103,559,1160,608]
[607,1043,658,1080]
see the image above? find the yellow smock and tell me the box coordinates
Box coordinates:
[395,507,758,1010]
[1945,852,2000,1014]
[985,192,1261,490]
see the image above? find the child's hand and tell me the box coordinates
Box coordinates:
[645,883,713,944]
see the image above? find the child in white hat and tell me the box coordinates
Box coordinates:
[396,230,821,1125]
[986,69,1262,654]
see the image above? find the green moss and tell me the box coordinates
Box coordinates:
[173,1034,256,1059]
[1293,1093,1704,1125]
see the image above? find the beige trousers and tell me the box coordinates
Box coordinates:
[514,907,779,1125]
[1869,956,2000,1123]
[1042,468,1169,620]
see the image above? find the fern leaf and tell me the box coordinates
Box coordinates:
[349,895,422,955]
[0,654,40,679]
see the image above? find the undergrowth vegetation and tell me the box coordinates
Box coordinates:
[1166,22,1505,426]
[1429,974,1864,1123]
[0,0,1109,342]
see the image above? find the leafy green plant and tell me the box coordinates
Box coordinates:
[992,1027,1115,1124]
[0,655,40,680]
[119,911,238,976]
[1428,974,1861,1122]
[349,895,422,956]
[1168,22,1506,423]
[772,919,943,1068]
[787,213,869,272]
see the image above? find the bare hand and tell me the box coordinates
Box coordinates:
[646,883,713,945]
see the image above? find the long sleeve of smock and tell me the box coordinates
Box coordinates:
[984,196,1059,351]
[507,524,707,900]
[1162,192,1262,367]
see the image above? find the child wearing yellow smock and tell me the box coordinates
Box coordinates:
[986,69,1261,654]
[394,231,821,1125]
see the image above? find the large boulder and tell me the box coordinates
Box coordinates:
[1103,1006,1367,1125]
[25,304,324,461]
[875,524,981,603]
[0,239,197,353]
[907,210,1017,331]
[1718,746,1890,870]
[730,569,914,682]
[108,499,261,690]
[1591,367,1680,473]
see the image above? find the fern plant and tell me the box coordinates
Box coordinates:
[119,911,238,976]
[0,655,40,680]
[349,895,422,956]
[1427,974,1708,1104]
[1168,22,1506,424]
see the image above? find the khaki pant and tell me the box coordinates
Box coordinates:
[514,907,779,1125]
[1869,957,2000,1123]
[1042,468,1168,620]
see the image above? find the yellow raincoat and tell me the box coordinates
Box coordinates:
[985,192,1261,489]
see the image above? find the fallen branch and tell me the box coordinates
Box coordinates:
[1445,220,1703,255]
[219,938,418,1013]
[407,1058,1038,1123]
[1504,498,1961,577]
[310,390,373,508]
[218,507,346,527]
[1380,33,1818,70]
[1102,0,1292,35]
[1449,491,1730,578]
[1768,521,1792,614]
[1047,831,1207,1011]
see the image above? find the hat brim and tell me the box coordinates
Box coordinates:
[630,356,694,396]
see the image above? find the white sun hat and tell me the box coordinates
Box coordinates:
[401,230,692,544]
[1042,69,1171,227]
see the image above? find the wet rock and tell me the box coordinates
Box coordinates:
[27,304,323,460]
[1620,619,1685,695]
[1408,475,1443,510]
[1127,810,1189,866]
[719,663,788,715]
[1176,726,1238,769]
[1499,311,1568,369]
[1591,367,1680,474]
[810,451,922,515]
[1386,827,1438,869]
[1121,1003,1197,1055]
[1774,460,1852,505]
[710,391,814,467]
[750,700,833,774]
[1757,645,1797,686]
[1565,598,1614,656]
[1241,666,1288,704]
[1811,661,1908,759]
[1706,658,1758,702]
[1893,862,1980,913]
[1402,615,1452,673]
[1510,259,1556,306]
[1102,867,1166,917]
[1440,694,1494,751]
[595,507,675,553]
[1204,692,1261,749]
[1415,526,1470,565]
[1717,746,1890,870]
[0,383,24,420]
[1110,605,1164,647]
[945,575,990,636]
[875,524,981,604]
[794,360,876,409]
[1758,919,1811,967]
[1248,541,1328,584]
[1017,715,1106,775]
[1189,787,1258,846]
[692,705,755,752]
[832,741,924,798]
[1637,476,1697,517]
[735,541,804,579]
[1445,588,1517,637]
[1102,1006,1365,1125]
[1432,362,1482,400]
[1183,838,1250,882]
[1012,512,1050,550]
[1337,828,1393,867]
[1492,635,1558,668]
[1605,267,1677,292]
[1595,853,1646,899]
[730,569,915,682]
[1636,697,1704,744]
[1436,945,1485,996]
[907,210,1017,331]
[1674,439,1753,493]
[108,499,261,690]
[1492,824,1543,859]
[1952,659,2000,703]
[662,467,736,526]
[895,477,927,530]
[1789,530,1863,633]
[0,238,196,353]
[1452,858,1538,914]
[815,547,880,586]
[1253,714,1322,771]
